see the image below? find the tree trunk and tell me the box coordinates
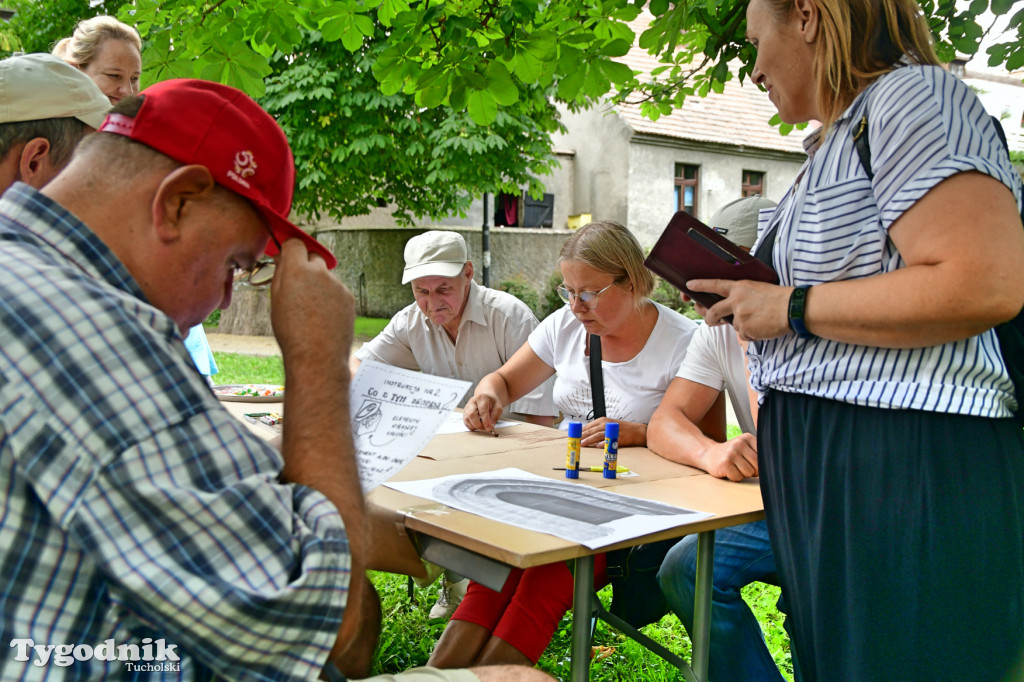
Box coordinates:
[218,287,273,336]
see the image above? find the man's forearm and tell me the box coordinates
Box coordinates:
[280,355,365,554]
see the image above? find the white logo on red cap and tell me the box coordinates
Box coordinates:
[227,150,257,189]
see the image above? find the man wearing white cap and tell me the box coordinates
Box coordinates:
[0,53,110,190]
[353,230,556,426]
[353,229,557,618]
[647,195,788,682]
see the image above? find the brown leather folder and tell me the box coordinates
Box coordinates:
[644,211,779,311]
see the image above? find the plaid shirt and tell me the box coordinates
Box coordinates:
[0,184,350,681]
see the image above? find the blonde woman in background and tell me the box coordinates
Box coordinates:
[55,16,218,380]
[53,16,141,105]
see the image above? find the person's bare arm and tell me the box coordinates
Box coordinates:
[648,377,757,481]
[268,240,370,665]
[464,343,555,431]
[694,172,1024,346]
[348,355,361,375]
[362,502,429,578]
[519,413,557,428]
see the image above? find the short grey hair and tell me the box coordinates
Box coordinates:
[0,117,90,168]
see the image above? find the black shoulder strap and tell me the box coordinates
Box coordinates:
[752,221,779,269]
[757,114,875,271]
[853,115,874,181]
[589,334,606,419]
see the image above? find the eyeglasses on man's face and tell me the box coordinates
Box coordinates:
[556,279,621,309]
[233,224,281,288]
[234,260,276,288]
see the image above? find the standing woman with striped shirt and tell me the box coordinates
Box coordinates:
[689,0,1024,679]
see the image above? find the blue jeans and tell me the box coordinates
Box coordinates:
[657,520,786,682]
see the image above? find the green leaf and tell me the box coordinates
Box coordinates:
[556,64,587,100]
[600,38,632,57]
[597,58,634,84]
[649,0,670,16]
[582,64,610,97]
[1008,6,1024,29]
[509,49,546,81]
[1007,48,1024,71]
[560,30,597,47]
[968,0,988,15]
[416,82,449,108]
[342,23,366,51]
[466,89,498,125]
[320,16,349,42]
[484,62,520,105]
[378,0,410,27]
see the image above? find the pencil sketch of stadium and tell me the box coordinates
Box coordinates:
[431,476,700,544]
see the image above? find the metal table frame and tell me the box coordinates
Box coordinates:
[416,529,717,682]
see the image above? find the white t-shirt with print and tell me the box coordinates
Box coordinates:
[528,301,698,428]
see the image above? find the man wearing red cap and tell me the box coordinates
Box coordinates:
[0,79,550,682]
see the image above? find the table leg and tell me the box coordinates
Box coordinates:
[691,529,716,682]
[570,554,596,682]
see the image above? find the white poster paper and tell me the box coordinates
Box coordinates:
[434,411,517,435]
[351,361,471,491]
[385,467,713,549]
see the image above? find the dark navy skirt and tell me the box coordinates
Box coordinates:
[759,391,1024,681]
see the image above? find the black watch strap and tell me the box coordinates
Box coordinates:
[788,285,813,339]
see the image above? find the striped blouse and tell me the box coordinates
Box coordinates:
[749,64,1020,417]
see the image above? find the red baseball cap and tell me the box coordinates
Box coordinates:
[97,78,337,269]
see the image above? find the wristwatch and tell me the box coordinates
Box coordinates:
[788,285,813,339]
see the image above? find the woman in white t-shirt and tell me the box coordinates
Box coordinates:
[428,220,699,669]
[464,220,698,447]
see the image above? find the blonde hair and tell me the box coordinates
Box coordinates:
[763,0,940,129]
[559,220,655,305]
[52,15,141,67]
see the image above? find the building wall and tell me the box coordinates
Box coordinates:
[626,137,806,247]
[550,103,634,226]
[549,106,807,248]
[315,227,571,318]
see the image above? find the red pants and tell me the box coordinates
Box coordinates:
[449,554,609,663]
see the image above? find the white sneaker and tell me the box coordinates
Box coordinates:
[428,577,469,620]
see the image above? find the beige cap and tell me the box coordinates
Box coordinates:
[708,195,777,249]
[402,230,469,284]
[0,53,111,129]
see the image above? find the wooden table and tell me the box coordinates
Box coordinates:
[222,402,765,681]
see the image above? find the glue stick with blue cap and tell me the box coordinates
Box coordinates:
[566,421,582,479]
[603,422,619,479]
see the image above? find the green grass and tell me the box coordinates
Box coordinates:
[369,572,793,681]
[226,353,792,680]
[355,317,390,340]
[211,353,284,385]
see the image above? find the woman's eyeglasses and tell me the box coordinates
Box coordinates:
[234,226,281,288]
[555,279,621,309]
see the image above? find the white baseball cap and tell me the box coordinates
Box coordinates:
[0,53,111,128]
[709,195,777,249]
[402,231,469,284]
